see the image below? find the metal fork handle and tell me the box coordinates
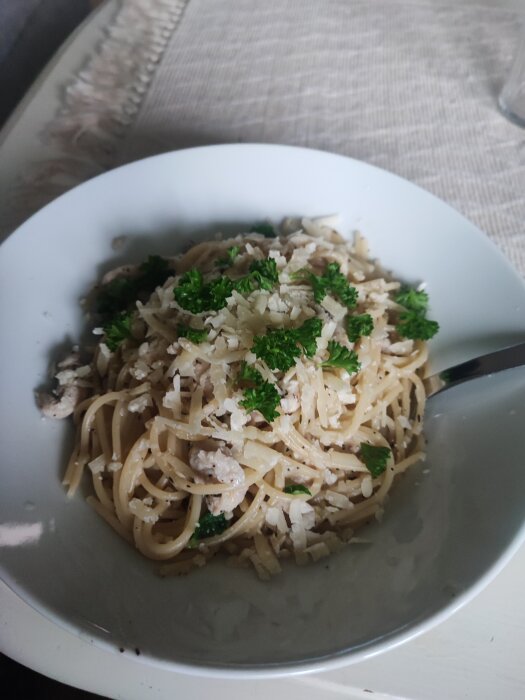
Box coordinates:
[425,341,525,397]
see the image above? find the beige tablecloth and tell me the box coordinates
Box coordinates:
[5,0,525,272]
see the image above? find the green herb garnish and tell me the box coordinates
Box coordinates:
[177,324,208,343]
[96,255,172,318]
[174,256,279,314]
[174,269,205,312]
[248,258,278,291]
[103,311,133,351]
[294,317,323,358]
[395,287,429,312]
[138,255,172,290]
[174,269,235,313]
[396,311,439,341]
[283,484,312,495]
[322,263,358,308]
[238,362,281,422]
[96,277,135,318]
[347,313,374,343]
[253,329,301,372]
[321,340,360,373]
[300,262,358,309]
[216,246,241,269]
[252,317,323,372]
[360,443,391,478]
[188,512,229,547]
[238,362,263,383]
[305,271,329,304]
[394,285,439,340]
[250,222,276,238]
[233,275,255,295]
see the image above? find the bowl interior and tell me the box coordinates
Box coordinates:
[1,144,525,673]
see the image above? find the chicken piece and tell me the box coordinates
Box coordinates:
[189,445,246,516]
[38,384,85,419]
[38,352,86,419]
[57,352,81,370]
[101,264,138,286]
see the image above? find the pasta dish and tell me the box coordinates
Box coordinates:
[39,217,438,579]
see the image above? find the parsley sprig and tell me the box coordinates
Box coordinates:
[300,262,358,309]
[321,340,361,373]
[250,222,276,238]
[395,287,429,312]
[177,324,208,343]
[188,512,229,547]
[103,310,133,351]
[97,256,173,350]
[252,317,323,372]
[360,443,391,478]
[248,258,278,291]
[397,312,439,341]
[347,313,374,343]
[283,484,311,496]
[395,285,439,340]
[174,257,278,314]
[174,269,234,314]
[97,255,172,318]
[238,362,281,422]
[215,245,241,269]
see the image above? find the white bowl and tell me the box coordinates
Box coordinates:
[1,144,525,677]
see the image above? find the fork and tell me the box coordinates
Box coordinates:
[425,341,525,397]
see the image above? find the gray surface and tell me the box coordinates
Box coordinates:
[0,0,92,125]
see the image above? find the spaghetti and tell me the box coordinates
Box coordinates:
[41,217,435,579]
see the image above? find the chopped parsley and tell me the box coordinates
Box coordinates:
[174,257,279,314]
[238,362,280,422]
[96,277,135,318]
[252,317,323,372]
[250,222,276,237]
[138,255,173,291]
[96,255,172,318]
[322,263,358,308]
[216,245,241,269]
[233,275,255,295]
[103,311,133,351]
[360,443,391,478]
[321,341,361,373]
[395,286,429,312]
[253,329,300,372]
[238,361,263,383]
[283,484,311,495]
[174,269,234,313]
[397,311,440,341]
[294,317,323,358]
[347,313,374,343]
[177,324,208,343]
[394,285,439,340]
[306,272,329,304]
[188,512,229,547]
[248,258,278,291]
[301,262,358,309]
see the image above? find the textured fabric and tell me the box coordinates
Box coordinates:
[0,0,189,237]
[120,0,525,274]
[3,0,525,277]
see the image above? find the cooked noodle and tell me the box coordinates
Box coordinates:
[43,217,432,578]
